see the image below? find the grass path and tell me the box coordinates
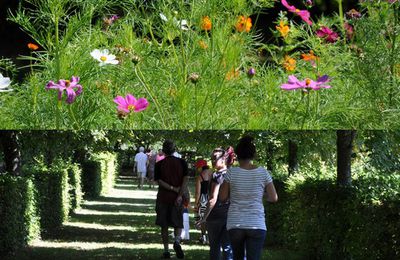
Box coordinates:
[9,175,299,259]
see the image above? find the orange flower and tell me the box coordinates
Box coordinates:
[301,50,318,62]
[199,40,208,49]
[283,55,296,71]
[276,21,290,38]
[235,16,252,32]
[27,43,39,51]
[201,16,212,31]
[225,68,240,80]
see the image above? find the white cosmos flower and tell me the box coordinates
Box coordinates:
[90,49,119,66]
[159,13,168,22]
[0,73,12,92]
[160,13,189,31]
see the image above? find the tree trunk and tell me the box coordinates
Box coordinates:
[0,131,21,176]
[288,139,298,176]
[337,130,356,186]
[266,142,274,172]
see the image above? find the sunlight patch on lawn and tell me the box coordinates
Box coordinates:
[32,241,209,251]
[108,189,158,200]
[75,208,157,217]
[63,222,138,232]
[83,201,153,207]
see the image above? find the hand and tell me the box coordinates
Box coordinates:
[175,195,183,206]
[195,218,206,230]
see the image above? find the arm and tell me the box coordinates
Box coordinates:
[201,181,220,221]
[157,179,180,193]
[178,175,188,197]
[264,182,278,203]
[194,175,201,208]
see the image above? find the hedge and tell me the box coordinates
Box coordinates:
[29,162,70,236]
[0,175,40,255]
[267,176,400,259]
[67,163,83,213]
[82,152,118,198]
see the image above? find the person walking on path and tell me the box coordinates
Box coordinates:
[156,149,165,162]
[220,136,278,260]
[146,148,156,188]
[134,146,148,189]
[154,140,189,259]
[193,159,212,245]
[196,147,235,260]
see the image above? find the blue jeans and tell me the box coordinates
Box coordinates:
[228,229,266,260]
[206,220,233,260]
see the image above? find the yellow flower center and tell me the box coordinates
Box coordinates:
[295,9,300,13]
[128,104,135,111]
[100,56,107,62]
[305,79,311,85]
[65,80,70,87]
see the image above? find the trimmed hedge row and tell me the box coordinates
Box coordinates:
[0,159,88,255]
[82,152,118,198]
[266,177,400,259]
[68,163,83,212]
[31,162,70,235]
[0,175,40,255]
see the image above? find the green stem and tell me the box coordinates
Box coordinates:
[338,0,345,37]
[301,93,310,129]
[56,100,62,128]
[134,66,167,128]
[54,15,60,79]
[68,105,79,129]
[195,82,198,129]
[389,4,399,107]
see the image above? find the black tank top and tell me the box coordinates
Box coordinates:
[200,173,209,195]
[207,170,230,222]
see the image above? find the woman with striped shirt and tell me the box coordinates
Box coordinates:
[220,136,278,260]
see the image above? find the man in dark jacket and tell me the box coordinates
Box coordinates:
[155,140,188,259]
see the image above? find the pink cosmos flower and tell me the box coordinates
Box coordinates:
[280,75,331,91]
[114,94,149,114]
[316,26,339,43]
[344,22,354,40]
[281,0,313,25]
[46,76,82,104]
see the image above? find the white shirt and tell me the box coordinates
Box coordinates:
[134,152,148,173]
[173,152,182,158]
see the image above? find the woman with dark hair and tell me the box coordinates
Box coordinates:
[196,147,235,260]
[194,159,212,244]
[220,136,278,260]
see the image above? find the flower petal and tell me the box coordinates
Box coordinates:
[281,83,300,90]
[281,0,296,12]
[126,94,137,106]
[65,87,77,104]
[317,75,330,83]
[90,49,101,59]
[114,96,127,106]
[134,98,149,112]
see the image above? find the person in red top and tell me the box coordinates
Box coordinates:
[154,140,188,259]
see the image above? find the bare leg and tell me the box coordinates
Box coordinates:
[161,226,169,252]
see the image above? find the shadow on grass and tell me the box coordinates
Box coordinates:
[5,247,210,260]
[42,225,160,243]
[81,203,154,213]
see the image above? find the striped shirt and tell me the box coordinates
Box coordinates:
[224,166,273,231]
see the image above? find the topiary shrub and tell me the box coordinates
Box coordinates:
[81,152,118,198]
[273,173,400,259]
[265,179,287,246]
[67,163,83,213]
[29,161,70,236]
[0,175,40,255]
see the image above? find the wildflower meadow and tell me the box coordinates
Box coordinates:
[0,0,399,129]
